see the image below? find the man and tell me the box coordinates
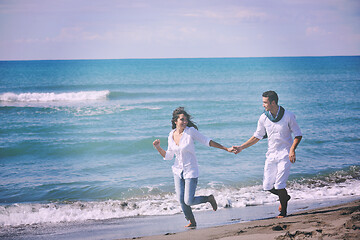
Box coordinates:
[232,91,302,218]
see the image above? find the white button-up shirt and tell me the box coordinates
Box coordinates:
[253,109,302,160]
[164,126,211,179]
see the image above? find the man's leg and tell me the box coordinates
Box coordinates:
[263,158,277,191]
[268,187,291,217]
[277,188,290,217]
[269,187,279,196]
[274,158,292,217]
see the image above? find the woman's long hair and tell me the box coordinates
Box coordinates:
[171,107,198,130]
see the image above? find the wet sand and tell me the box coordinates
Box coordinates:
[121,199,360,240]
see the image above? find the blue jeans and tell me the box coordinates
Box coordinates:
[174,172,208,222]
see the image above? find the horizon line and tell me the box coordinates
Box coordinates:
[1,54,359,62]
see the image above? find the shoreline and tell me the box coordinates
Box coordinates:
[120,198,360,240]
[1,197,359,239]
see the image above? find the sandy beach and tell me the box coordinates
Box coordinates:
[121,199,360,240]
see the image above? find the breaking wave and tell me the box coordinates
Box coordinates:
[1,166,359,227]
[0,91,110,102]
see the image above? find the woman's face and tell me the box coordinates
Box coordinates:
[175,114,188,130]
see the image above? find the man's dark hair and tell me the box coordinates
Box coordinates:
[262,91,278,105]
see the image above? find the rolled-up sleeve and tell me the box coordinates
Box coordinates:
[164,135,175,160]
[189,127,211,147]
[164,149,175,160]
[289,114,302,137]
[253,114,266,140]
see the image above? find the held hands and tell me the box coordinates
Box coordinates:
[229,146,243,154]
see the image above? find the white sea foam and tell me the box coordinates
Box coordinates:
[1,175,359,227]
[0,91,110,102]
[52,105,162,116]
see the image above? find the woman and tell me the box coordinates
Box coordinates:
[153,107,232,228]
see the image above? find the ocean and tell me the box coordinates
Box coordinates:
[0,57,359,237]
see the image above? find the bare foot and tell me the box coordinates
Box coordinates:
[279,195,291,212]
[276,215,285,219]
[208,194,217,211]
[185,222,197,228]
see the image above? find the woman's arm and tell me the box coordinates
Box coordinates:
[189,127,231,153]
[209,140,231,152]
[153,139,166,158]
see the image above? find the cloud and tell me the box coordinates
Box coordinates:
[180,7,267,22]
[306,26,321,35]
[234,9,267,20]
[179,27,197,34]
[14,27,104,44]
[2,0,360,60]
[306,26,331,36]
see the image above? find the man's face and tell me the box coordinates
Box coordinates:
[263,97,275,111]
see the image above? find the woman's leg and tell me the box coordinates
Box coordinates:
[174,174,196,225]
[184,178,208,206]
[184,178,217,211]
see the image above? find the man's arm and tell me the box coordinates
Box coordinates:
[231,136,260,154]
[289,136,302,163]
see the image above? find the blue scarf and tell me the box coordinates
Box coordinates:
[263,106,285,139]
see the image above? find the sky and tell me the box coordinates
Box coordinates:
[0,0,359,60]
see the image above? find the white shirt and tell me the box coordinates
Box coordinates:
[253,109,302,160]
[164,126,211,179]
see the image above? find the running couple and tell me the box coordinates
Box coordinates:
[153,91,302,227]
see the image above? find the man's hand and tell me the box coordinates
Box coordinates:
[289,149,296,163]
[289,136,302,163]
[230,146,242,154]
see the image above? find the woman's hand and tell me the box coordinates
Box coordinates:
[225,147,235,153]
[153,139,161,148]
[153,139,166,158]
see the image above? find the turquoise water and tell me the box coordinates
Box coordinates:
[0,57,359,227]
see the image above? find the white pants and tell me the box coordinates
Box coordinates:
[263,156,291,191]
